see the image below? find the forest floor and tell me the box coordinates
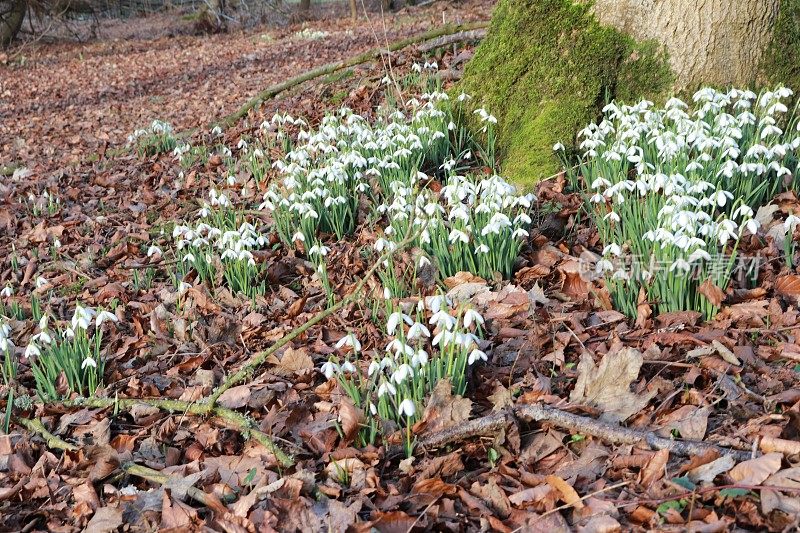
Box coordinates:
[2,1,800,532]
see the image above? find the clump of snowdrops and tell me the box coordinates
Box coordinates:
[22,303,118,401]
[378,173,533,289]
[321,294,486,456]
[128,120,178,157]
[165,188,269,300]
[260,64,531,291]
[560,87,800,319]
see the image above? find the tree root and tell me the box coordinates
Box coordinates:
[17,417,78,452]
[213,21,489,129]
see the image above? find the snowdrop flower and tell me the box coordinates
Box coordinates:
[785,214,800,233]
[182,253,196,263]
[429,310,457,331]
[603,243,622,256]
[0,337,12,353]
[392,364,414,384]
[340,360,357,374]
[669,258,691,273]
[407,322,430,340]
[378,380,396,398]
[383,287,392,300]
[25,343,41,358]
[463,309,484,328]
[553,142,565,152]
[321,361,339,379]
[178,281,192,294]
[386,312,413,335]
[0,286,12,298]
[308,244,330,257]
[147,245,162,257]
[411,348,429,368]
[468,349,487,365]
[604,211,621,223]
[398,398,416,418]
[335,334,361,352]
[81,356,97,370]
[368,360,380,377]
[35,276,48,289]
[96,310,118,327]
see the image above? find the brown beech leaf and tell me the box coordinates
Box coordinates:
[635,286,651,328]
[84,506,123,533]
[217,385,251,409]
[415,379,472,435]
[698,278,725,307]
[761,468,800,515]
[656,405,710,440]
[775,274,800,303]
[337,397,363,445]
[729,452,782,485]
[570,347,656,422]
[639,449,669,488]
[546,474,584,510]
[267,346,313,376]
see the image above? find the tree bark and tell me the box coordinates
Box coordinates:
[0,0,25,46]
[591,0,780,91]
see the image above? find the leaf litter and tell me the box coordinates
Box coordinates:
[1,3,800,531]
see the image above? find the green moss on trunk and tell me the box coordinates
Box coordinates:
[458,0,672,187]
[761,0,800,91]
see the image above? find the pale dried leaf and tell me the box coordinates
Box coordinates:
[729,452,782,485]
[570,348,656,422]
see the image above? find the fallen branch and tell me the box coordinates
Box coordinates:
[17,417,78,452]
[515,403,753,461]
[63,397,294,467]
[213,21,489,130]
[418,28,487,53]
[123,462,226,512]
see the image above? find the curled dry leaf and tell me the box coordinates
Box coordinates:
[698,278,725,308]
[545,474,584,510]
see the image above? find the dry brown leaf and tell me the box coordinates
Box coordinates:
[729,452,782,485]
[761,467,800,515]
[760,436,800,455]
[443,271,486,289]
[776,274,800,303]
[84,506,123,533]
[217,385,251,409]
[698,278,725,307]
[634,286,651,328]
[688,455,735,484]
[656,405,710,440]
[337,396,363,445]
[558,259,593,299]
[570,347,656,422]
[471,477,513,518]
[267,346,314,376]
[415,379,472,434]
[639,449,669,488]
[546,474,584,510]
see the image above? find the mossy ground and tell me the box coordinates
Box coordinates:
[457,0,672,187]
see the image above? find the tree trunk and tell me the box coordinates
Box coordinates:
[0,0,25,47]
[458,0,800,186]
[299,0,310,11]
[591,0,779,91]
[348,0,356,19]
